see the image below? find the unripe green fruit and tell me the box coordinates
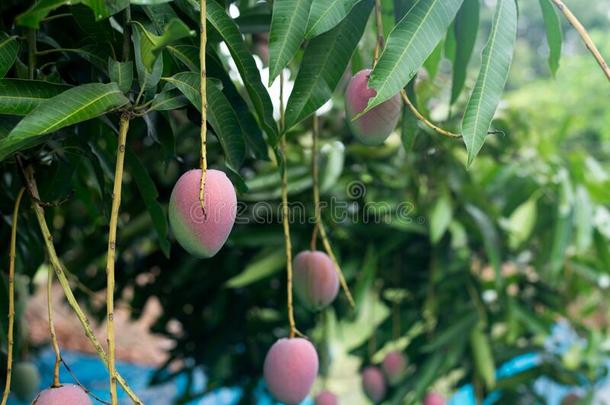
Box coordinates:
[293,251,339,310]
[315,389,338,405]
[168,169,237,258]
[11,361,40,401]
[381,351,406,385]
[345,69,401,146]
[263,338,319,405]
[361,366,386,403]
[423,392,446,405]
[33,384,92,405]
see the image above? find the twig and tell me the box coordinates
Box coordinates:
[400,90,462,139]
[47,266,61,388]
[27,29,36,80]
[22,166,143,404]
[1,188,25,405]
[198,0,208,213]
[373,0,384,67]
[550,0,610,81]
[106,114,130,405]
[310,115,355,309]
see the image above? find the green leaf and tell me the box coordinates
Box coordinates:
[429,190,453,244]
[225,249,286,288]
[81,0,110,20]
[502,196,538,249]
[164,73,246,170]
[466,205,502,282]
[132,25,164,95]
[470,321,496,389]
[17,0,77,28]
[539,0,562,77]
[423,39,443,79]
[0,79,71,116]
[131,0,174,4]
[0,33,19,78]
[167,44,199,72]
[267,0,312,84]
[0,82,129,161]
[362,0,463,115]
[108,59,133,93]
[149,87,188,111]
[206,0,278,141]
[305,0,362,39]
[131,19,195,71]
[461,0,517,166]
[285,0,372,129]
[450,0,479,103]
[125,147,171,257]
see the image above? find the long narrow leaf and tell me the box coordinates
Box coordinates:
[206,0,278,141]
[267,0,312,84]
[363,0,463,115]
[450,0,479,103]
[0,79,71,115]
[539,0,562,77]
[0,82,129,161]
[461,0,517,166]
[0,33,19,78]
[305,0,362,39]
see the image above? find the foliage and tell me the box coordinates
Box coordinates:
[0,0,609,403]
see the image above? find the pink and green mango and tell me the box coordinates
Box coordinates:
[293,250,339,310]
[169,169,237,258]
[361,366,386,403]
[381,351,407,384]
[33,384,93,405]
[264,338,319,405]
[423,392,446,405]
[345,69,401,146]
[314,389,338,405]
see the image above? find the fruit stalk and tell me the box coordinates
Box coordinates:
[106,114,131,405]
[279,72,297,338]
[47,265,61,387]
[373,0,384,66]
[400,91,461,138]
[199,0,208,212]
[1,188,25,405]
[310,115,355,309]
[22,166,143,405]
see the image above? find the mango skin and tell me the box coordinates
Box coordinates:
[33,384,93,405]
[11,361,41,402]
[345,69,401,146]
[263,338,319,405]
[314,389,338,405]
[381,351,406,384]
[361,366,386,403]
[423,392,446,405]
[293,251,339,310]
[169,169,237,258]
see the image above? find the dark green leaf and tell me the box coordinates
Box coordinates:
[466,205,502,282]
[126,147,171,257]
[363,0,463,115]
[131,19,195,71]
[285,0,372,129]
[539,0,562,77]
[108,59,134,93]
[267,0,311,84]
[206,0,278,141]
[450,0,479,103]
[149,87,188,111]
[17,0,74,28]
[461,0,517,166]
[132,26,164,95]
[0,82,129,161]
[0,33,19,78]
[165,73,246,170]
[0,79,71,116]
